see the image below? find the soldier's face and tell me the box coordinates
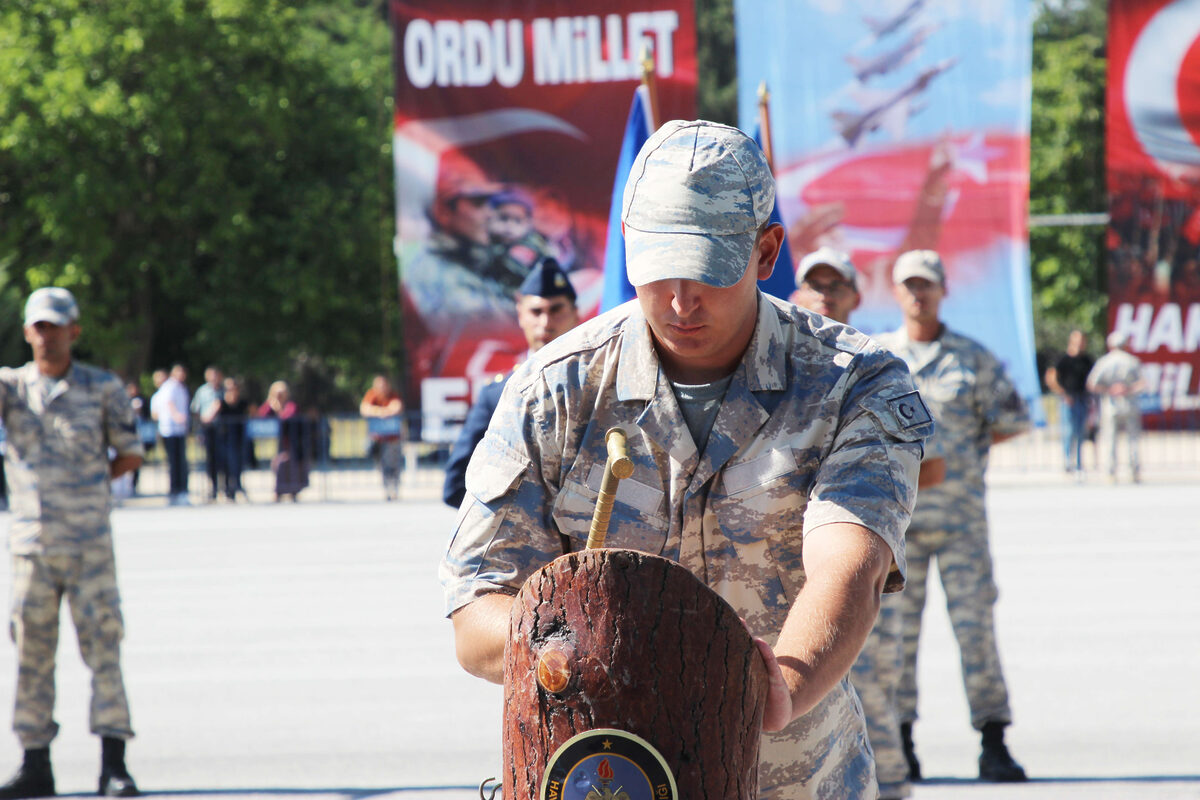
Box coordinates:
[24,321,79,362]
[793,264,860,324]
[517,294,579,352]
[636,228,779,383]
[893,277,944,324]
[446,195,492,245]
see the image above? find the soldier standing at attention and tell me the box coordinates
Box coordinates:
[440,120,934,799]
[875,250,1030,783]
[1086,331,1145,483]
[791,247,944,800]
[0,288,143,799]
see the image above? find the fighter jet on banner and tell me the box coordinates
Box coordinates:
[845,25,936,83]
[831,58,957,147]
[862,0,928,41]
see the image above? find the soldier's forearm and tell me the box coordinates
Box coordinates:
[770,523,889,723]
[451,592,516,684]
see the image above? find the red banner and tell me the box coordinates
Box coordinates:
[1107,0,1200,423]
[391,1,695,437]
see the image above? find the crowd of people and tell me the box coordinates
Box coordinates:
[125,367,322,505]
[113,369,412,506]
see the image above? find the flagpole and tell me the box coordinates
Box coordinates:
[757,81,775,173]
[640,45,661,131]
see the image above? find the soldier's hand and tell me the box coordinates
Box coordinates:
[754,637,795,732]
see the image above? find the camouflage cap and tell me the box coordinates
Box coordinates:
[892,249,945,285]
[24,287,79,327]
[797,246,857,289]
[622,120,775,288]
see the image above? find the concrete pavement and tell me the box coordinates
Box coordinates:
[0,476,1196,799]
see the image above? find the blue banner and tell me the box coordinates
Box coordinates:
[734,0,1042,421]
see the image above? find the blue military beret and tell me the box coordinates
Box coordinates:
[518,257,576,303]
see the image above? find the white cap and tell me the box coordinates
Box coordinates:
[796,247,857,288]
[892,249,945,285]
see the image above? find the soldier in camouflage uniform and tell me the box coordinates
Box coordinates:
[791,248,946,800]
[875,250,1030,784]
[0,288,143,799]
[1085,331,1145,483]
[440,120,934,800]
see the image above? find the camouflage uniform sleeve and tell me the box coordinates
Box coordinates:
[438,374,567,617]
[804,349,933,593]
[103,372,144,457]
[977,349,1030,439]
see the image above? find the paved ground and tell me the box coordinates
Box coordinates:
[0,472,1196,799]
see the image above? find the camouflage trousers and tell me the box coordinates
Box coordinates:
[8,547,134,748]
[896,525,1012,729]
[1100,409,1141,478]
[850,593,908,796]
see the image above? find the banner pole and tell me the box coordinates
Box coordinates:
[641,45,661,131]
[757,81,775,173]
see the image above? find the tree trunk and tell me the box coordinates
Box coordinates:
[503,549,767,800]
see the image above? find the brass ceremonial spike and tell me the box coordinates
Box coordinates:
[585,427,633,549]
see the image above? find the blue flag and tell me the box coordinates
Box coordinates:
[602,94,796,308]
[601,87,653,312]
[753,124,797,301]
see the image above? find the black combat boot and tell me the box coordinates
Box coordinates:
[0,747,55,799]
[978,721,1027,782]
[899,721,922,782]
[98,738,139,797]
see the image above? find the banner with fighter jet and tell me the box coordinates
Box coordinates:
[1107,0,1200,425]
[733,0,1042,418]
[390,1,695,436]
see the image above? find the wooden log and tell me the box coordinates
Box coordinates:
[503,548,768,800]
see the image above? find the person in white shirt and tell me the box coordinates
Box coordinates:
[150,364,190,505]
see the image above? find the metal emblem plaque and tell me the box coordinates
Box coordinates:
[539,729,678,800]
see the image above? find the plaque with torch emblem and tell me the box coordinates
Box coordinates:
[539,729,678,800]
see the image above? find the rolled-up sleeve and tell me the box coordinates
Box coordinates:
[438,378,566,617]
[802,353,933,593]
[979,352,1030,439]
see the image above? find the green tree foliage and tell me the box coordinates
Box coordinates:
[696,0,737,125]
[0,0,395,408]
[1030,0,1108,355]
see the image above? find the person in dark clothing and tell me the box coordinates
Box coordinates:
[203,377,249,502]
[1045,330,1095,477]
[441,258,579,508]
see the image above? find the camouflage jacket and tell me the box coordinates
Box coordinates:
[1086,349,1143,419]
[1,361,143,555]
[441,293,932,798]
[875,325,1029,528]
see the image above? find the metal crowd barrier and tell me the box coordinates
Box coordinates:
[122,400,1200,505]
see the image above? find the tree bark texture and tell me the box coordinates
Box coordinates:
[503,548,767,800]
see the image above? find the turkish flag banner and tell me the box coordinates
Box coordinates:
[1107,0,1200,424]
